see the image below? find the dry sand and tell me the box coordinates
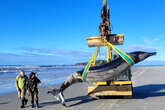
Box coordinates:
[1,66,165,110]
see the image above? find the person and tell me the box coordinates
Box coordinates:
[28,72,41,108]
[16,70,28,108]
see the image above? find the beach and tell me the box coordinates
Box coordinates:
[0,66,165,110]
[0,65,82,94]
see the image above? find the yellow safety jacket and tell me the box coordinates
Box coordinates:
[16,75,28,90]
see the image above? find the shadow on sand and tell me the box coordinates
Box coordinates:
[37,101,60,108]
[67,95,94,107]
[39,95,93,108]
[133,84,165,99]
[39,84,165,108]
[0,102,10,105]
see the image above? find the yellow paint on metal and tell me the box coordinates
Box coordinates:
[93,81,132,86]
[107,46,109,63]
[98,47,100,57]
[103,0,107,7]
[93,82,107,85]
[88,85,133,96]
[110,46,112,60]
[111,81,132,85]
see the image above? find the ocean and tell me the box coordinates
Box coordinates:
[0,65,82,94]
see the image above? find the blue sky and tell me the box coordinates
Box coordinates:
[0,0,165,65]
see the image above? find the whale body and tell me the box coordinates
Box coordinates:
[48,51,156,106]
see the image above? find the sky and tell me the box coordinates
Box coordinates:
[0,0,165,65]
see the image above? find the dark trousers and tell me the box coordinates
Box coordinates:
[17,89,27,107]
[29,89,39,106]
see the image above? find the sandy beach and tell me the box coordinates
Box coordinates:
[1,66,165,110]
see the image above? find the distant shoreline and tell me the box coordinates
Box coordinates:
[0,64,165,67]
[0,65,165,95]
[134,65,165,67]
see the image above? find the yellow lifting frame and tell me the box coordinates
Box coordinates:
[93,81,132,86]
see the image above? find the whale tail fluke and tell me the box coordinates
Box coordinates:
[59,92,67,107]
[47,89,67,107]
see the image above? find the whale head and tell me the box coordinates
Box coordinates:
[128,51,156,64]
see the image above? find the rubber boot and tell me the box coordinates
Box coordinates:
[24,98,28,105]
[31,101,34,108]
[36,100,39,108]
[20,99,25,108]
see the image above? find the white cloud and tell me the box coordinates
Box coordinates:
[0,47,94,65]
[160,35,165,39]
[122,45,158,52]
[143,38,160,45]
[21,47,92,58]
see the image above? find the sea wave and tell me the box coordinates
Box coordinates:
[0,65,82,94]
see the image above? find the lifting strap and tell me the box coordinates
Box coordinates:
[103,38,135,66]
[82,38,135,82]
[82,47,99,82]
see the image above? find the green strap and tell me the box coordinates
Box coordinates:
[114,47,134,65]
[82,64,90,81]
[82,48,98,82]
[82,38,135,82]
[105,38,135,66]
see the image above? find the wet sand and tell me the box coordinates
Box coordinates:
[0,66,165,110]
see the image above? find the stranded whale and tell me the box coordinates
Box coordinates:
[48,51,156,106]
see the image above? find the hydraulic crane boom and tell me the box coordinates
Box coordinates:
[87,0,133,99]
[86,0,124,47]
[99,0,111,37]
